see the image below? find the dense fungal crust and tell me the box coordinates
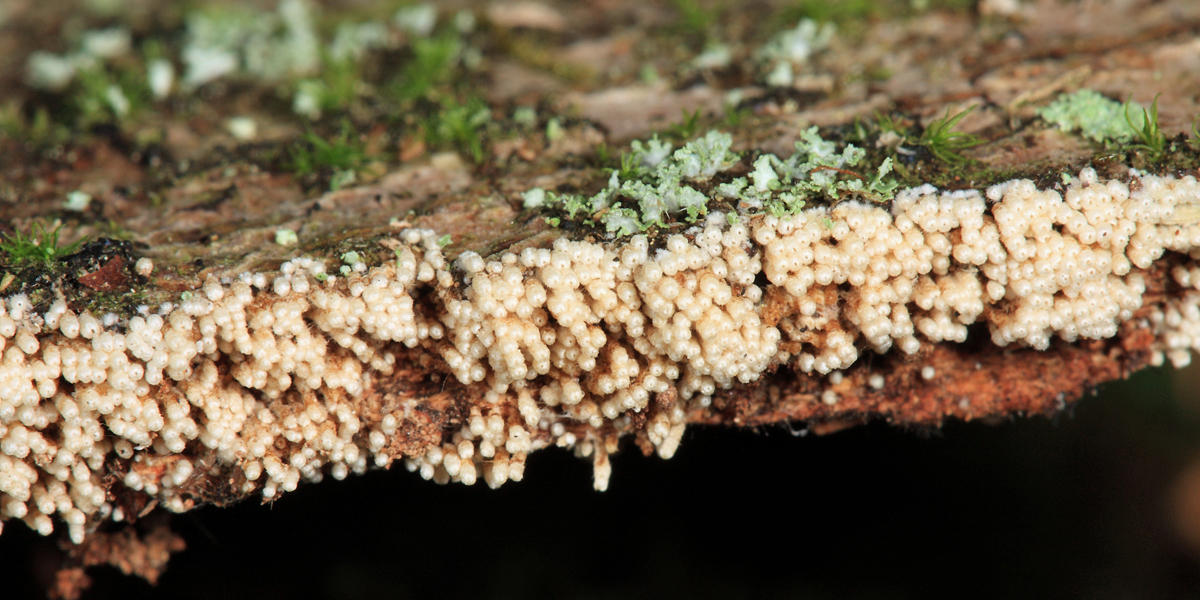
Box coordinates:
[2,169,1200,544]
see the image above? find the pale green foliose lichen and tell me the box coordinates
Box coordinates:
[629,135,673,170]
[182,0,320,88]
[522,188,547,209]
[394,3,438,36]
[274,229,299,246]
[328,21,391,62]
[724,126,898,215]
[64,191,92,212]
[754,19,835,87]
[526,127,897,238]
[1037,89,1145,145]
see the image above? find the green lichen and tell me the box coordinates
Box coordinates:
[512,106,537,129]
[182,0,320,88]
[527,127,897,239]
[524,131,734,235]
[64,191,92,212]
[275,229,299,246]
[1038,89,1144,145]
[338,249,363,275]
[760,126,899,203]
[715,125,898,218]
[544,118,565,143]
[328,169,357,190]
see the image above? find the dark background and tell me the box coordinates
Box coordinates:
[3,365,1200,599]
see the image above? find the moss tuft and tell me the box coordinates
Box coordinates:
[916,105,984,164]
[1,221,83,270]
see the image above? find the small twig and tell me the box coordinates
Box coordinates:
[810,165,865,180]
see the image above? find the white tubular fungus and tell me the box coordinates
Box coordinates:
[2,169,1200,542]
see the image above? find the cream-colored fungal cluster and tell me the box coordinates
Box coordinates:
[759,169,1200,372]
[2,168,1200,543]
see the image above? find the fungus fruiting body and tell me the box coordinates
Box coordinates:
[2,167,1200,543]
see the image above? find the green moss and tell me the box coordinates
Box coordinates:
[77,63,151,127]
[916,105,984,164]
[891,159,1039,192]
[1033,91,1192,170]
[1,222,83,270]
[775,0,879,24]
[0,103,71,149]
[0,229,161,319]
[846,108,1089,191]
[767,0,974,36]
[289,126,369,176]
[322,235,398,275]
[668,0,721,39]
[662,109,704,141]
[721,104,751,128]
[423,96,490,163]
[390,32,463,102]
[293,56,362,117]
[1124,94,1166,161]
[76,287,149,317]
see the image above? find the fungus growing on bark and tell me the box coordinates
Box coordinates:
[4,1,1200,596]
[2,165,1199,542]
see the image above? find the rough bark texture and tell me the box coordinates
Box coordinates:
[48,519,184,600]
